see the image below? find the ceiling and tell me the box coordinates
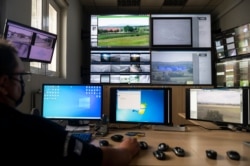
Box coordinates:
[79,0,244,19]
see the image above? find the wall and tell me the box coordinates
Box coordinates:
[217,0,250,31]
[0,0,83,113]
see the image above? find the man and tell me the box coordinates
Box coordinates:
[0,39,140,165]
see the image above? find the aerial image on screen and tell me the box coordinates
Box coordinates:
[91,14,150,48]
[151,50,212,85]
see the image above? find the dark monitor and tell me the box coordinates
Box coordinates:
[186,88,249,127]
[41,84,103,124]
[109,87,172,126]
[3,19,57,63]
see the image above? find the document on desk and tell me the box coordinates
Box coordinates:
[65,125,90,131]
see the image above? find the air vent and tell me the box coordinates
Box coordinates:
[163,0,188,6]
[117,0,140,7]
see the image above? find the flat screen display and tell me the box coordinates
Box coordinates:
[186,88,249,126]
[90,50,151,84]
[3,19,57,63]
[151,50,212,85]
[152,17,192,47]
[41,84,103,120]
[90,14,150,48]
[151,14,211,48]
[109,87,172,125]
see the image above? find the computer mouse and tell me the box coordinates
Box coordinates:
[158,143,169,151]
[111,134,124,142]
[227,150,240,160]
[153,150,166,160]
[206,149,217,160]
[173,146,185,157]
[139,141,148,150]
[99,140,109,147]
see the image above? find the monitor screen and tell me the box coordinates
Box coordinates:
[186,88,249,126]
[152,17,192,47]
[151,14,211,48]
[109,87,172,125]
[3,19,57,63]
[151,50,212,85]
[41,84,103,121]
[90,14,150,48]
[90,49,151,84]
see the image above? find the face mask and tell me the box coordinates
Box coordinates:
[15,81,25,106]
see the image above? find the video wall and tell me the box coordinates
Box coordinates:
[89,14,212,85]
[214,23,250,60]
[214,23,250,87]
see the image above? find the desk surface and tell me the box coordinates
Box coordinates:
[92,126,250,166]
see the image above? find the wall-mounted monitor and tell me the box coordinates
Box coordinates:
[151,50,212,85]
[151,14,211,48]
[90,14,150,48]
[109,87,172,126]
[90,50,151,84]
[41,84,103,124]
[186,88,249,127]
[3,19,57,63]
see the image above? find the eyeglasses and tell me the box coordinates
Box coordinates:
[8,72,32,83]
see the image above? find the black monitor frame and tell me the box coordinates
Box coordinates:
[185,87,249,128]
[41,84,103,125]
[3,19,57,63]
[109,87,172,126]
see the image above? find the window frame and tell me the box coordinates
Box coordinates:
[30,0,61,77]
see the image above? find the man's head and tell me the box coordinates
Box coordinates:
[0,39,29,107]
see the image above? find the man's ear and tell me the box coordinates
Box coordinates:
[0,75,9,95]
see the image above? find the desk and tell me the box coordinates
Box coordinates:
[92,126,250,166]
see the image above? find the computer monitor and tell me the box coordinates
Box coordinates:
[90,49,151,84]
[90,14,150,48]
[41,84,103,125]
[151,14,211,48]
[3,19,57,63]
[151,50,213,85]
[186,88,249,128]
[109,87,172,126]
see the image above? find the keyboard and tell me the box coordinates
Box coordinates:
[71,132,92,143]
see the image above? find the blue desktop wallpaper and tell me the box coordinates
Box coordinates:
[116,89,165,123]
[42,85,102,119]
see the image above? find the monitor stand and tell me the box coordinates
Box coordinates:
[65,120,90,131]
[213,122,235,130]
[152,124,187,132]
[68,120,89,126]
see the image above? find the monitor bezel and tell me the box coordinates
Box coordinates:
[109,87,172,125]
